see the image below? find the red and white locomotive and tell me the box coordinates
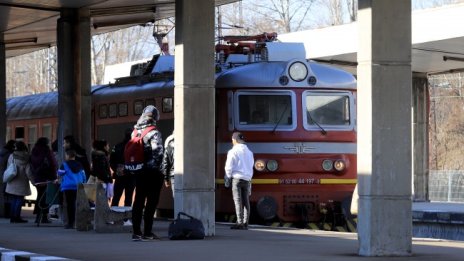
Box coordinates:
[6,33,357,224]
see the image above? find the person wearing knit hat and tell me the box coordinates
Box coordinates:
[130,105,164,241]
[225,131,254,230]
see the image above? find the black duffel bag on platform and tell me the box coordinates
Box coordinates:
[168,212,205,240]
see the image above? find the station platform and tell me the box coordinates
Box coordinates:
[412,201,464,241]
[1,206,464,261]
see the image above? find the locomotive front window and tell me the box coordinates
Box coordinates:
[303,91,354,130]
[234,91,296,131]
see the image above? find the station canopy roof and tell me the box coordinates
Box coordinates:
[279,3,464,75]
[0,0,237,58]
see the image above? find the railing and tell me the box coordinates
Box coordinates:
[429,170,464,202]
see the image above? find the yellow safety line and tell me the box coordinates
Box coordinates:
[320,178,357,185]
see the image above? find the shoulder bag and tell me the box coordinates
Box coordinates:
[3,158,17,183]
[168,212,205,240]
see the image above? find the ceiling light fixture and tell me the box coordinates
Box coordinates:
[443,56,464,62]
[3,37,38,45]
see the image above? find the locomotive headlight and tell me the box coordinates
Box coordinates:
[266,160,279,172]
[322,160,333,171]
[288,62,308,82]
[254,160,266,171]
[334,160,346,171]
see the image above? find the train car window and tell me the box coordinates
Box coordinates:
[146,98,156,107]
[118,102,128,117]
[134,100,144,115]
[109,103,117,118]
[28,125,37,147]
[42,124,52,140]
[99,104,108,119]
[6,127,11,140]
[234,91,296,131]
[15,127,24,140]
[162,97,173,113]
[303,91,354,131]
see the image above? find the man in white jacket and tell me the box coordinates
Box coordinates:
[225,132,254,230]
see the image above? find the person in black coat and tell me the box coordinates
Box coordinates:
[110,129,135,208]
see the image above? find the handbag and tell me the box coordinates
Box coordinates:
[3,158,17,183]
[168,212,205,240]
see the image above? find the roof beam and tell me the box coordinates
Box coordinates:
[90,5,156,17]
[0,3,59,12]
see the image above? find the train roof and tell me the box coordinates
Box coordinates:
[215,59,357,89]
[6,92,57,120]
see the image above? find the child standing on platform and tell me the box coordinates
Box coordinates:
[57,149,86,229]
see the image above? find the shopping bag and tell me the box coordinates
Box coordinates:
[3,158,17,183]
[168,212,205,240]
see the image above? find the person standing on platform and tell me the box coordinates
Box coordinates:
[225,132,254,230]
[6,141,34,223]
[30,137,58,224]
[161,131,175,197]
[64,135,91,181]
[1,140,16,218]
[110,129,136,213]
[127,105,164,241]
[91,140,113,200]
[57,149,86,229]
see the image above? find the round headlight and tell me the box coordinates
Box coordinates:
[254,160,266,171]
[288,62,308,82]
[322,159,333,171]
[266,160,279,172]
[334,160,346,171]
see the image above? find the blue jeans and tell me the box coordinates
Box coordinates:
[10,194,24,219]
[232,179,251,225]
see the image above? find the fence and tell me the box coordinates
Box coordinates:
[429,170,464,202]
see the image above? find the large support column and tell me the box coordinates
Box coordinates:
[0,36,5,148]
[357,0,412,256]
[57,8,92,161]
[174,0,216,236]
[0,35,6,217]
[412,75,429,202]
[76,8,92,159]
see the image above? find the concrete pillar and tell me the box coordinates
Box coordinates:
[56,8,92,162]
[174,0,216,236]
[357,0,412,256]
[412,75,429,202]
[76,8,92,159]
[0,35,6,217]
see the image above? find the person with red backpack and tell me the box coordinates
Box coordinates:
[126,105,164,241]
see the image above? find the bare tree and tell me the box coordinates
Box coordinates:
[244,0,316,33]
[91,25,158,85]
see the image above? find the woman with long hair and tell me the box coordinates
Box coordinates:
[30,137,58,223]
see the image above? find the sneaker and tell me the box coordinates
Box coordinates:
[132,234,142,241]
[142,232,160,241]
[123,220,133,226]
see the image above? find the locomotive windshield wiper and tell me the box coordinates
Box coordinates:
[272,103,289,133]
[307,112,327,135]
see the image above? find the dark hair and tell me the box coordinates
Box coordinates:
[92,140,108,151]
[51,140,58,152]
[64,135,76,145]
[35,137,50,147]
[65,148,76,158]
[4,140,15,151]
[15,141,28,152]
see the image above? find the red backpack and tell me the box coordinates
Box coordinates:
[124,126,156,173]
